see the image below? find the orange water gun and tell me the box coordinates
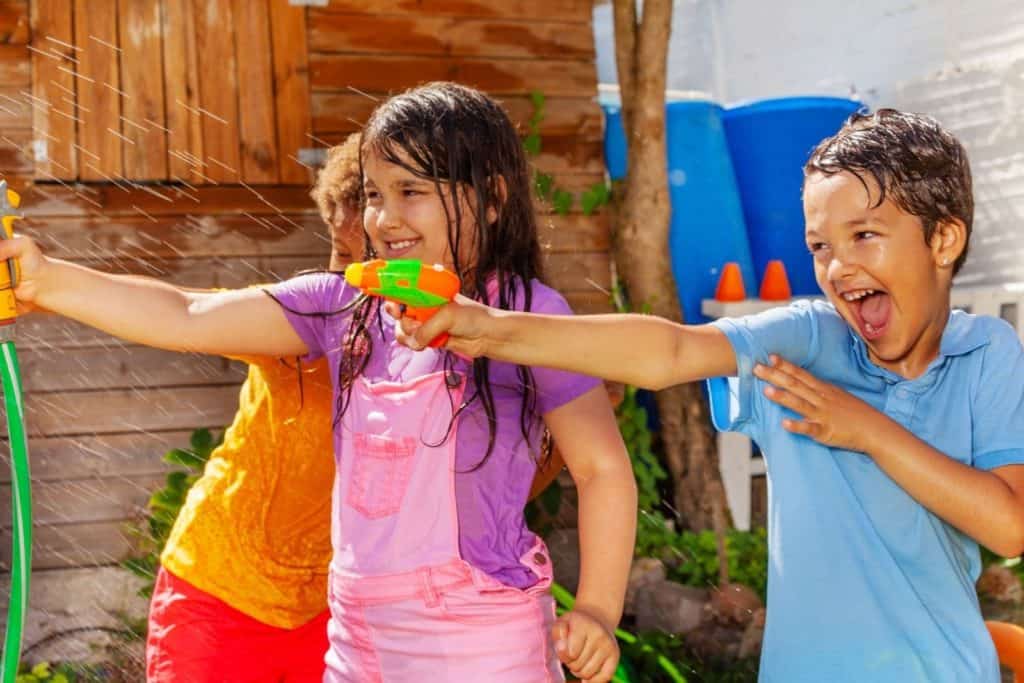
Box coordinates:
[344,259,460,348]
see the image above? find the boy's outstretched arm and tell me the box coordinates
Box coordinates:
[756,355,1024,557]
[1,236,308,358]
[397,296,737,389]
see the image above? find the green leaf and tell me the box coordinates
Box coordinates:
[529,90,546,128]
[163,447,204,469]
[190,428,213,453]
[581,182,611,215]
[522,133,542,157]
[148,508,177,527]
[530,90,546,111]
[552,189,574,216]
[150,480,187,509]
[534,172,554,200]
[165,470,190,492]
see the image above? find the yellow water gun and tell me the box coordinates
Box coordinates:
[0,180,21,324]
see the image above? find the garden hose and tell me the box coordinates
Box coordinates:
[0,180,31,683]
[551,582,687,683]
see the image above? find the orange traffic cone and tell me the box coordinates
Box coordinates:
[715,262,746,302]
[759,260,792,301]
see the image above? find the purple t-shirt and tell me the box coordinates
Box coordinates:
[268,272,600,588]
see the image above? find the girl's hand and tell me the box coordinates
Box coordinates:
[392,294,493,357]
[552,609,620,683]
[0,234,51,308]
[753,354,886,453]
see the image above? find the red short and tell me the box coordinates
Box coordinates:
[146,566,329,683]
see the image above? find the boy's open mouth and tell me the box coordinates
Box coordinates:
[841,288,892,341]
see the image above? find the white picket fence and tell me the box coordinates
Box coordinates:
[702,283,1024,530]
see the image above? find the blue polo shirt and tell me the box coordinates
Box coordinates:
[709,300,1024,682]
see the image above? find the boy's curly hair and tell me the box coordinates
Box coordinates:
[310,132,362,223]
[805,109,974,274]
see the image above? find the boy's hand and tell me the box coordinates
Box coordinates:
[392,294,492,357]
[552,608,620,683]
[754,354,887,453]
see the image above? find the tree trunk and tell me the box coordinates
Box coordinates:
[610,0,731,534]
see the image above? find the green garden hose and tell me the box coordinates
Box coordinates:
[0,338,29,683]
[0,180,31,683]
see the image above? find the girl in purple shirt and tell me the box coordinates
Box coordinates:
[4,82,636,683]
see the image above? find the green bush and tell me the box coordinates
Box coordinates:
[15,661,110,683]
[16,662,70,683]
[636,511,768,601]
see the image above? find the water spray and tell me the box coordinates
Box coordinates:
[0,180,31,683]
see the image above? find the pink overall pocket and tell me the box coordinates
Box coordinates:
[346,433,418,519]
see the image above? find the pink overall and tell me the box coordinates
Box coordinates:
[324,370,565,682]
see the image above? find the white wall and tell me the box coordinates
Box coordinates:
[594,0,1024,286]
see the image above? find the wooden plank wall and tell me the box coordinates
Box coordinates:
[0,0,608,595]
[28,0,313,186]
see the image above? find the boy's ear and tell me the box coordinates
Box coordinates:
[931,218,967,270]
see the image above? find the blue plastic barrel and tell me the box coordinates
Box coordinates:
[722,97,862,296]
[602,100,756,323]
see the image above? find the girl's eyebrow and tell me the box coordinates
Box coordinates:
[393,178,428,188]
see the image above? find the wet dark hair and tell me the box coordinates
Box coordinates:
[340,82,547,469]
[804,108,974,274]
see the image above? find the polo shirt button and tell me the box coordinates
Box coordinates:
[533,552,547,565]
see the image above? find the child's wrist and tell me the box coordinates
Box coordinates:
[858,410,898,457]
[31,255,58,301]
[571,600,619,633]
[482,306,511,356]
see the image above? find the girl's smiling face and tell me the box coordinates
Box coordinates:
[803,170,964,379]
[361,146,480,274]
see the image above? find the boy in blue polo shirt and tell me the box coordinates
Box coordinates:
[397,109,1024,681]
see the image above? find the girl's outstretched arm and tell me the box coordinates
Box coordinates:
[397,296,738,389]
[544,384,635,683]
[1,235,308,358]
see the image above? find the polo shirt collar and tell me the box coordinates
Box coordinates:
[939,309,991,357]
